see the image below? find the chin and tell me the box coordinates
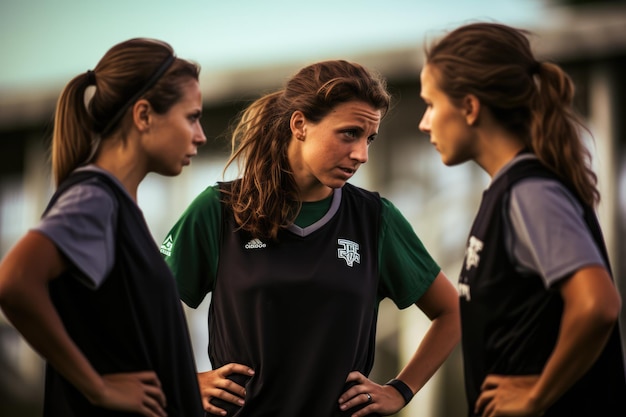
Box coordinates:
[327,180,348,189]
[157,166,183,177]
[441,154,468,167]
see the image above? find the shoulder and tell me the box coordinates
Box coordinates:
[506,176,606,281]
[47,165,132,212]
[510,177,583,217]
[342,183,381,205]
[46,180,118,219]
[173,184,222,226]
[492,154,553,189]
[187,184,222,209]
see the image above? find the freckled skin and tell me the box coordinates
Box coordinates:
[288,100,381,201]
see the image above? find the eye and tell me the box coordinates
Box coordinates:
[189,111,202,122]
[367,134,377,145]
[343,129,358,138]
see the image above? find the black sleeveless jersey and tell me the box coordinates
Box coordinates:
[43,171,203,417]
[459,158,626,416]
[209,182,381,416]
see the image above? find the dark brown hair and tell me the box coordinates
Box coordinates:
[52,38,200,186]
[224,60,391,239]
[425,22,599,206]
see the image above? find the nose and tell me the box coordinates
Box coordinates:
[351,138,369,164]
[419,110,430,134]
[195,123,207,146]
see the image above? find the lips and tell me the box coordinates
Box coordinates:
[182,153,196,165]
[336,166,357,180]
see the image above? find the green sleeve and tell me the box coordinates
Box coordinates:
[378,198,441,309]
[161,185,221,308]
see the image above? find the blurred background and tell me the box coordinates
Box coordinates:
[1,0,625,416]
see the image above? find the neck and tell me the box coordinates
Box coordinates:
[298,182,334,202]
[94,137,146,201]
[474,132,526,178]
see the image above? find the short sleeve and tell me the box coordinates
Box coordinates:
[161,185,222,308]
[378,198,441,309]
[506,178,606,287]
[34,182,117,289]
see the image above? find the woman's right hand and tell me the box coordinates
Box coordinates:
[198,363,255,415]
[91,371,167,417]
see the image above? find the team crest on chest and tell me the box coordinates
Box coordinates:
[337,239,360,267]
[465,236,483,271]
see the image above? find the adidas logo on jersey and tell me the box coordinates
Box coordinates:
[245,238,267,249]
[160,235,174,256]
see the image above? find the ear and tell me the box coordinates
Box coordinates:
[463,94,481,126]
[132,99,152,132]
[290,110,306,141]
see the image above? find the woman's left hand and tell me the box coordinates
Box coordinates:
[338,371,406,416]
[475,374,543,417]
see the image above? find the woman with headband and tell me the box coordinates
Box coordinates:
[0,38,207,416]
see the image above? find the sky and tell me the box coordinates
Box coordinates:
[0,0,552,94]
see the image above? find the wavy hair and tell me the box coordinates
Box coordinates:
[223,60,391,239]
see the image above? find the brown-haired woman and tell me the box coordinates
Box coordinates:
[0,38,206,416]
[162,60,460,416]
[419,22,626,416]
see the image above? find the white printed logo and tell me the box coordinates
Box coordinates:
[337,238,360,267]
[245,238,267,249]
[458,282,471,301]
[464,236,483,271]
[160,235,173,256]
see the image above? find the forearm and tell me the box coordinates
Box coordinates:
[528,303,616,411]
[0,232,105,403]
[396,308,460,393]
[1,284,105,402]
[528,267,619,411]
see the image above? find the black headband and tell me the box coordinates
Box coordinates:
[97,53,176,137]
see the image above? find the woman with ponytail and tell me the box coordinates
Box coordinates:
[419,22,626,416]
[0,38,206,416]
[162,60,460,416]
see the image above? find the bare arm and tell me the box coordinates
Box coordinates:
[396,271,461,393]
[0,231,166,416]
[476,265,621,416]
[339,271,461,416]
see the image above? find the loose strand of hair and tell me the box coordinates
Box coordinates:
[224,92,298,239]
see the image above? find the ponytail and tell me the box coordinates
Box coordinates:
[52,73,94,186]
[530,63,599,206]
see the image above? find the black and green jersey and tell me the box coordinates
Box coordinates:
[162,182,440,416]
